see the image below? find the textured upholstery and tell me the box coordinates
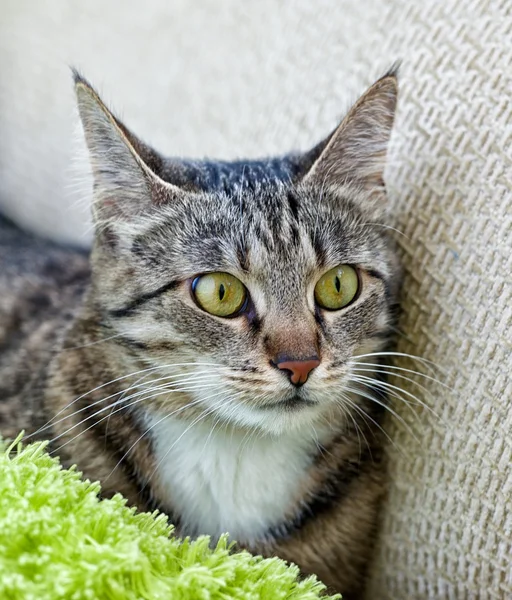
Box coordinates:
[1,1,511,597]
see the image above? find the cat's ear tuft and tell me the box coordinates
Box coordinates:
[73,70,180,228]
[303,71,398,194]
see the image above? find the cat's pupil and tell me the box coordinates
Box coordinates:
[219,283,226,301]
[335,276,341,293]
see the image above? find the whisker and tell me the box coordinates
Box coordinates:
[199,391,253,456]
[334,397,368,460]
[348,362,450,390]
[235,394,268,455]
[343,383,420,444]
[308,423,336,461]
[309,424,323,455]
[339,392,406,459]
[49,380,218,451]
[102,368,219,440]
[142,393,246,490]
[349,373,439,419]
[350,366,437,396]
[32,361,228,434]
[103,368,166,444]
[386,324,417,344]
[61,333,125,351]
[365,222,411,240]
[201,414,223,456]
[351,374,461,441]
[349,367,438,405]
[51,383,223,458]
[340,396,379,459]
[106,388,238,480]
[27,369,224,440]
[352,351,444,374]
[351,374,421,412]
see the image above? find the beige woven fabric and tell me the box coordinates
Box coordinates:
[1,1,511,597]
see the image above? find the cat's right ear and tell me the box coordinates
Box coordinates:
[73,70,185,232]
[301,69,398,203]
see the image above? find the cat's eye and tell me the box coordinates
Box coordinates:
[314,265,359,310]
[192,272,247,317]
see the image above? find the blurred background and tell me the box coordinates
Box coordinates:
[1,1,510,598]
[0,0,403,244]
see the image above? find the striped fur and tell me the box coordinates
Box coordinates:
[0,70,400,598]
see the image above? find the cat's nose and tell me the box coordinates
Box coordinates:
[273,355,321,386]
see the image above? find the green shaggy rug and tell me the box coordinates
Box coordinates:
[0,436,340,600]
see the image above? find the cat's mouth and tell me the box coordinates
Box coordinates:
[258,395,317,412]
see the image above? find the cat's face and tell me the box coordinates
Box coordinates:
[75,70,400,435]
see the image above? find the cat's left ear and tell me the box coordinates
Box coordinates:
[302,69,398,195]
[73,70,187,231]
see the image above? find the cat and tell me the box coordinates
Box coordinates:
[0,67,401,598]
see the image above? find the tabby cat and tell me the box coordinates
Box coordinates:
[0,68,400,598]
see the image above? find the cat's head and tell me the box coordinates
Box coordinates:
[75,69,400,435]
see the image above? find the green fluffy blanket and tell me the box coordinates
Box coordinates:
[0,436,340,599]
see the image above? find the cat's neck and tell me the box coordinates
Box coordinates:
[145,410,337,543]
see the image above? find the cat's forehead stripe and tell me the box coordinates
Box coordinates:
[177,157,304,193]
[136,183,394,291]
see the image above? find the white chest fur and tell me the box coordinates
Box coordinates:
[147,415,323,543]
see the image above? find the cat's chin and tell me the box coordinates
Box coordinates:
[212,396,329,436]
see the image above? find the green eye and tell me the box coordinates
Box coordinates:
[314,265,359,310]
[192,272,247,317]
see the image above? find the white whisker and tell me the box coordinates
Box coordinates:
[339,392,406,458]
[349,368,438,408]
[352,351,444,373]
[61,333,125,350]
[343,383,419,444]
[37,360,227,428]
[349,373,438,419]
[349,361,449,390]
[27,368,224,439]
[142,393,247,490]
[335,396,368,459]
[106,388,239,480]
[366,222,410,239]
[49,380,218,451]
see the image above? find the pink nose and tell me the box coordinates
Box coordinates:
[276,357,320,386]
